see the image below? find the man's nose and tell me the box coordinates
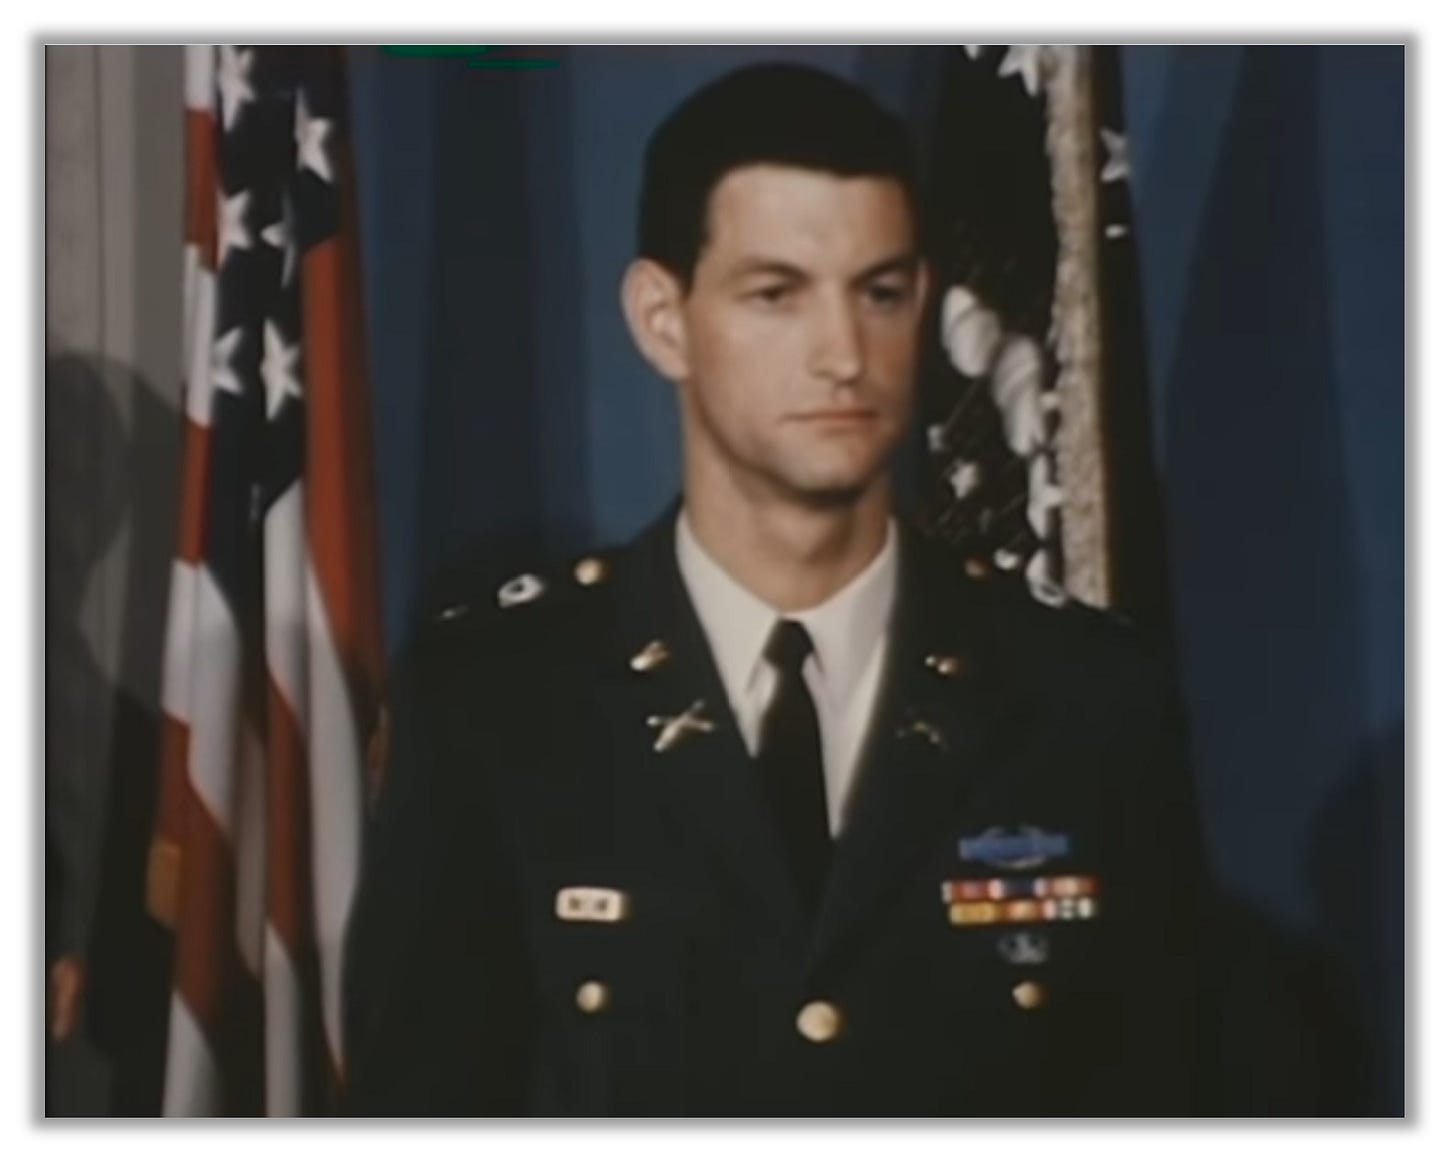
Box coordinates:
[809,294,865,385]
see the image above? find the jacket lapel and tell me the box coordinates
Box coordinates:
[807,531,1021,970]
[596,505,806,943]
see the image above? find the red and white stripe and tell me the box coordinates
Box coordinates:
[149,45,385,1117]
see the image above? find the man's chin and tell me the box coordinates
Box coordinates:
[794,485,867,511]
[777,469,880,510]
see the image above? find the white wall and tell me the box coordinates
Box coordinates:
[44,43,183,1116]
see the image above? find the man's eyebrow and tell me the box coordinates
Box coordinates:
[851,253,920,282]
[723,258,809,281]
[722,253,920,282]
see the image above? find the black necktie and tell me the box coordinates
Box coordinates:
[757,619,831,912]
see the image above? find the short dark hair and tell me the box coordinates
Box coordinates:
[637,62,922,289]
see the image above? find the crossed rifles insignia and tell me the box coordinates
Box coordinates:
[646,699,717,753]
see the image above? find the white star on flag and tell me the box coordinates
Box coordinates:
[212,326,247,396]
[260,319,303,418]
[217,188,253,267]
[217,46,257,132]
[963,45,984,60]
[261,193,299,287]
[998,46,1044,98]
[1100,128,1131,184]
[295,89,335,183]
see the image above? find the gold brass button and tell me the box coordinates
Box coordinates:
[575,979,610,1014]
[1012,980,1046,1011]
[574,556,608,586]
[796,1000,844,1043]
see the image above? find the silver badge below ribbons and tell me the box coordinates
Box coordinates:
[997,929,1051,967]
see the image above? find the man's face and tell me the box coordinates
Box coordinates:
[673,164,927,506]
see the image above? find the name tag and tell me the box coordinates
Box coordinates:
[555,886,630,923]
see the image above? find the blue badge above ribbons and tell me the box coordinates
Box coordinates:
[958,826,1070,870]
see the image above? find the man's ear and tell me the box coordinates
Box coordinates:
[621,258,691,382]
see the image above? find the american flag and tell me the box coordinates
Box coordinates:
[917,45,1171,631]
[146,45,386,1116]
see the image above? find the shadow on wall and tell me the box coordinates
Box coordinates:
[1196,716,1401,1117]
[1305,721,1406,1115]
[45,349,177,1116]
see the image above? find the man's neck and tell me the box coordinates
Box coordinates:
[680,483,893,614]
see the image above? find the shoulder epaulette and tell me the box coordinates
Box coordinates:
[425,549,617,631]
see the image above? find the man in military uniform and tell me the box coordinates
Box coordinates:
[343,62,1208,1116]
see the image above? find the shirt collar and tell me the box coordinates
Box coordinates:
[675,510,899,707]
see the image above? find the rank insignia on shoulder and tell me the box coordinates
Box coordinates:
[958,826,1071,871]
[896,714,949,753]
[629,639,671,673]
[498,572,547,609]
[923,653,964,678]
[555,886,630,923]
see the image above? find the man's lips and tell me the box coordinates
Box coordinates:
[787,408,878,424]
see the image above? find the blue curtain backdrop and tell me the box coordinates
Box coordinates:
[1121,46,1403,1113]
[346,45,1404,1112]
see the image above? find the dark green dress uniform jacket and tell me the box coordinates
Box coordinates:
[343,504,1209,1116]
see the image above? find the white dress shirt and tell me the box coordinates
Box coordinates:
[675,511,899,837]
